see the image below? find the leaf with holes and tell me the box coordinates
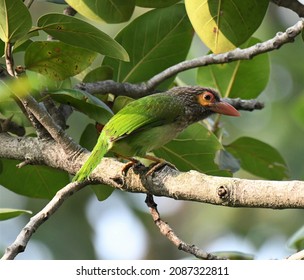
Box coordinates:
[185,0,269,53]
[25,41,97,81]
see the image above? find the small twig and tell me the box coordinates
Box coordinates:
[222,98,264,111]
[79,19,304,98]
[1,180,89,260]
[271,0,304,17]
[25,0,35,9]
[5,42,15,77]
[145,194,227,260]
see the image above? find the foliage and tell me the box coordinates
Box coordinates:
[0,0,302,260]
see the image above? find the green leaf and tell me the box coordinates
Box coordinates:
[0,40,4,56]
[197,37,270,99]
[83,66,113,83]
[49,89,113,124]
[0,208,32,221]
[65,0,135,23]
[103,4,193,87]
[0,159,69,199]
[135,0,181,8]
[91,184,115,201]
[24,41,97,81]
[0,0,32,43]
[0,81,30,127]
[112,95,134,113]
[287,226,304,250]
[213,251,254,260]
[37,14,129,61]
[79,123,99,150]
[154,123,231,176]
[291,94,304,129]
[226,137,288,180]
[185,0,269,53]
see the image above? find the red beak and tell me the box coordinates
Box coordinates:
[211,101,240,116]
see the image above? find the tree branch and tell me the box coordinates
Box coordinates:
[1,133,304,209]
[1,180,89,260]
[17,95,82,157]
[271,0,304,17]
[287,249,304,260]
[145,194,226,260]
[78,19,304,98]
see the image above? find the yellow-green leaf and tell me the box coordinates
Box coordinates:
[185,0,269,53]
[0,0,32,43]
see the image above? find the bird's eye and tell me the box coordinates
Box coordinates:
[202,92,213,102]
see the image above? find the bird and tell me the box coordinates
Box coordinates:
[73,86,240,182]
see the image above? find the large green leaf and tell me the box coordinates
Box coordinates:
[0,208,32,221]
[0,159,70,199]
[154,123,231,176]
[24,41,97,81]
[185,0,269,53]
[49,89,113,124]
[135,0,180,8]
[37,14,129,61]
[103,4,193,87]
[226,137,288,180]
[197,38,270,99]
[0,0,32,43]
[65,0,135,23]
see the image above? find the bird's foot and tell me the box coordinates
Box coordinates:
[145,155,176,176]
[121,158,141,176]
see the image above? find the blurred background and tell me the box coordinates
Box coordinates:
[0,1,304,259]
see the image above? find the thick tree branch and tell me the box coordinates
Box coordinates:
[271,0,304,17]
[1,180,89,260]
[1,133,304,209]
[78,19,304,98]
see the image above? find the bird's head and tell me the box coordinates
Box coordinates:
[196,88,240,117]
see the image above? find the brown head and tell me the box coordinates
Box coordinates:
[170,86,240,124]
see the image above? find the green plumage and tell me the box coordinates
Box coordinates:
[73,86,239,182]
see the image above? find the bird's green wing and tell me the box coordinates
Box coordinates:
[104,93,183,141]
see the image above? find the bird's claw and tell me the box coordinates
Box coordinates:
[146,160,176,176]
[121,158,140,176]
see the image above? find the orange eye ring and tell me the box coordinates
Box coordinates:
[198,91,215,106]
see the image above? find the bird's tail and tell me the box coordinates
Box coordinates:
[72,132,109,182]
